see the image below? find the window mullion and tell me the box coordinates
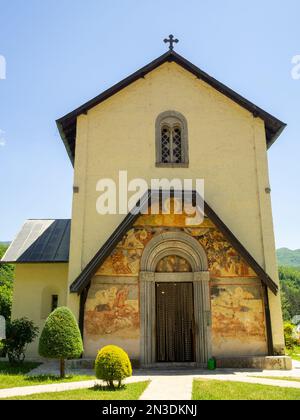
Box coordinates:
[170,126,174,163]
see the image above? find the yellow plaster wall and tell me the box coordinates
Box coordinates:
[253,122,285,353]
[12,263,69,357]
[68,61,284,349]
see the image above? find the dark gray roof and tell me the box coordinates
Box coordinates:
[1,220,70,263]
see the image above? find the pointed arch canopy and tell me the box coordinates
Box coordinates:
[70,190,278,295]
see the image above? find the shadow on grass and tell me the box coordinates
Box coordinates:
[0,362,40,376]
[92,384,127,392]
[23,374,95,384]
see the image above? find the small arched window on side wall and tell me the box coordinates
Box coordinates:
[156,111,189,167]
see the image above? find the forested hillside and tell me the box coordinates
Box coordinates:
[279,266,300,321]
[0,245,14,320]
[277,248,300,268]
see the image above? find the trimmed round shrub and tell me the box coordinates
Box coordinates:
[95,345,132,388]
[39,307,83,377]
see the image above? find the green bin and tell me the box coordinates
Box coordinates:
[208,358,216,370]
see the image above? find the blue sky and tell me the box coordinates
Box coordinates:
[0,0,299,249]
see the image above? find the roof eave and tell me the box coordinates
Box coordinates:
[56,120,75,167]
[266,123,287,149]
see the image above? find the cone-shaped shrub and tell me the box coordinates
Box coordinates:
[95,345,132,389]
[39,307,83,378]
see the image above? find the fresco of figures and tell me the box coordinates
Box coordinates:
[211,284,266,342]
[96,211,256,278]
[84,284,139,339]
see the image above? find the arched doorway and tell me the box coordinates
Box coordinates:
[139,232,211,367]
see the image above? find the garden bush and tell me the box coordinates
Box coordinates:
[95,345,132,389]
[284,322,298,349]
[0,340,5,357]
[39,307,83,378]
[4,318,39,365]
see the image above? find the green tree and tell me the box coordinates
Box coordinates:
[279,266,300,321]
[281,290,292,321]
[4,318,39,365]
[0,245,14,320]
[39,307,83,378]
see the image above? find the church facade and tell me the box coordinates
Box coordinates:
[2,45,289,368]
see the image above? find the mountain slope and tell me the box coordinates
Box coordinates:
[277,248,300,268]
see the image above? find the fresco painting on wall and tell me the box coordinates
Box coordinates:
[135,203,214,229]
[156,255,192,273]
[199,230,256,278]
[85,284,139,339]
[211,284,266,344]
[96,211,256,278]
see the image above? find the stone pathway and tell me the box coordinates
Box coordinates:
[26,361,95,378]
[138,363,300,400]
[1,360,300,400]
[139,375,193,400]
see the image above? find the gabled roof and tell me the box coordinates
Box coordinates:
[57,50,286,165]
[70,190,278,295]
[1,219,71,263]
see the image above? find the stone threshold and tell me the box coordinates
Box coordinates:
[140,362,206,369]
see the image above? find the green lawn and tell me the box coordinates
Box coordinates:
[0,362,94,390]
[287,346,300,362]
[193,379,300,400]
[251,376,300,383]
[3,381,150,400]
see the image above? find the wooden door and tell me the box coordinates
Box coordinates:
[156,282,195,362]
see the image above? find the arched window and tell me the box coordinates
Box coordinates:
[156,111,189,167]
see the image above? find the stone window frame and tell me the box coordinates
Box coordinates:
[155,111,189,168]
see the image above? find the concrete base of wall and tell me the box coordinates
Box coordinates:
[8,356,292,372]
[141,362,206,369]
[67,357,293,371]
[66,358,141,370]
[216,356,293,371]
[66,359,95,369]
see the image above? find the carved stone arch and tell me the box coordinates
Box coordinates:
[155,110,189,167]
[140,231,212,367]
[140,231,208,272]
